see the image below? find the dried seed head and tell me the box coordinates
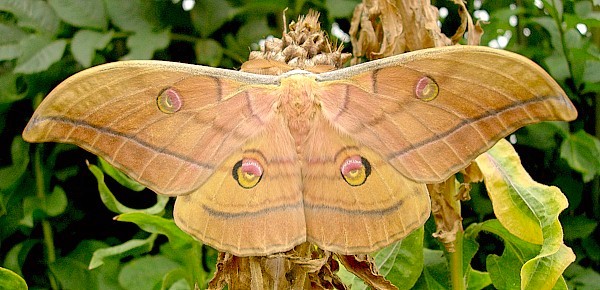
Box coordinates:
[241,10,351,75]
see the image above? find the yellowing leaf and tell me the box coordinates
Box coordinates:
[476,140,552,244]
[475,139,575,289]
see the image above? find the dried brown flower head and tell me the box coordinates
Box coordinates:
[241,10,351,75]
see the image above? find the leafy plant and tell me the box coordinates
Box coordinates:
[0,0,598,289]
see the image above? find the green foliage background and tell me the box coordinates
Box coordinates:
[0,0,598,289]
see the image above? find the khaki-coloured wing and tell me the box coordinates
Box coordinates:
[22,61,279,195]
[317,45,577,184]
[174,117,305,256]
[302,115,430,254]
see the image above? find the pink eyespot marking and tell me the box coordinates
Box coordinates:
[415,76,439,101]
[232,158,264,189]
[241,158,263,177]
[157,88,183,113]
[341,155,364,176]
[340,155,371,186]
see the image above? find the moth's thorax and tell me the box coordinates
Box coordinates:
[278,74,320,151]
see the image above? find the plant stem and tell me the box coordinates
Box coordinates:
[34,145,58,290]
[449,230,464,290]
[191,242,206,287]
[551,0,575,84]
[429,176,466,290]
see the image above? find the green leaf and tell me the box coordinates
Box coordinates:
[468,220,540,289]
[158,241,205,288]
[560,130,600,182]
[467,269,492,290]
[96,258,122,289]
[341,227,424,289]
[583,59,600,83]
[544,52,571,81]
[554,174,584,210]
[3,240,38,277]
[475,140,575,289]
[410,227,491,290]
[0,0,60,34]
[574,1,595,20]
[51,257,98,289]
[376,228,424,289]
[71,30,109,65]
[0,23,27,44]
[583,81,600,95]
[104,0,156,32]
[118,255,181,290]
[236,17,273,50]
[561,215,598,240]
[49,240,110,290]
[0,24,27,61]
[190,0,238,38]
[564,11,600,33]
[89,234,157,269]
[0,43,21,61]
[115,212,194,249]
[531,17,563,52]
[98,157,144,192]
[515,122,571,151]
[14,35,67,74]
[123,29,170,60]
[48,0,107,29]
[566,40,587,86]
[565,28,584,50]
[415,248,451,289]
[582,236,600,262]
[45,186,68,216]
[325,0,361,18]
[195,39,223,67]
[87,162,168,214]
[54,165,80,182]
[565,264,600,290]
[161,268,191,290]
[0,137,29,190]
[237,1,288,16]
[463,234,483,283]
[71,30,113,67]
[541,0,563,21]
[168,279,191,290]
[0,267,27,290]
[20,185,67,226]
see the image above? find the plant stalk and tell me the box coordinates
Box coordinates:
[34,145,58,290]
[551,0,575,84]
[449,230,465,290]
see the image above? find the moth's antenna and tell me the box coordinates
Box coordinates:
[282,8,288,36]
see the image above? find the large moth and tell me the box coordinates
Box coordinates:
[23,45,577,256]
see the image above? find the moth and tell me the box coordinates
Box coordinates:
[23,45,577,256]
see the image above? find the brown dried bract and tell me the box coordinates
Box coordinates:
[349,0,483,63]
[207,243,346,290]
[429,162,483,252]
[428,177,463,252]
